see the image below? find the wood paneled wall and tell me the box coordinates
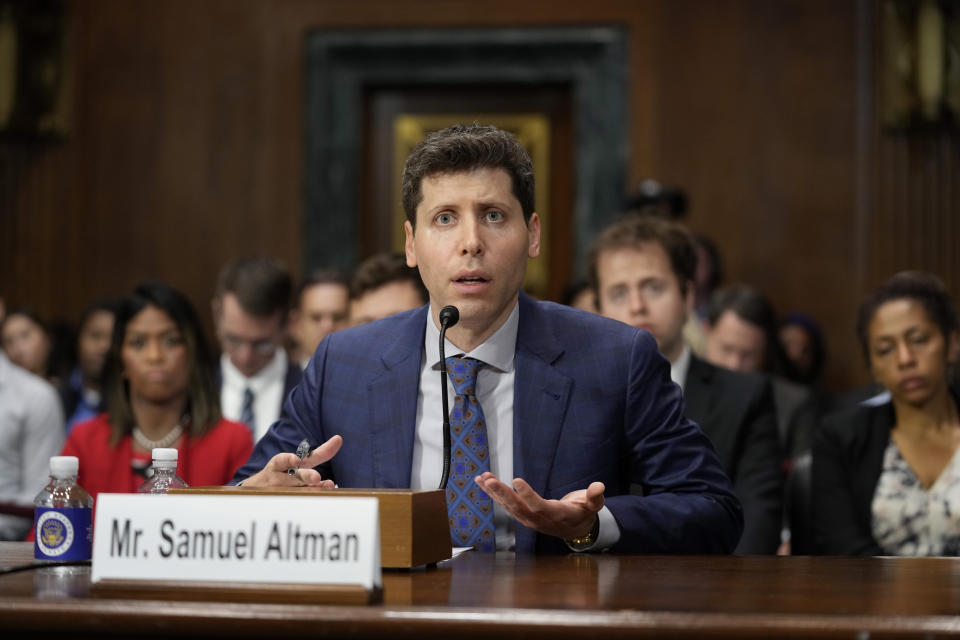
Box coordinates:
[1,0,956,391]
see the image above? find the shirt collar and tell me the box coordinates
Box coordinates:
[670,344,692,389]
[424,302,519,373]
[220,347,287,391]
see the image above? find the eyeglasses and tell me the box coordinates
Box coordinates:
[218,333,279,356]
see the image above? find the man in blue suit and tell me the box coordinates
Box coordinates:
[233,124,742,554]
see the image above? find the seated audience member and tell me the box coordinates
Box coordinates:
[0,349,65,540]
[779,312,826,387]
[589,215,782,554]
[213,257,300,443]
[561,279,598,314]
[705,285,818,459]
[814,272,960,556]
[289,269,350,368]
[1,308,55,382]
[62,282,252,500]
[60,299,117,433]
[349,252,428,325]
[686,234,724,356]
[233,123,742,554]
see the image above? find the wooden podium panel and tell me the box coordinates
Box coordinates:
[171,486,452,568]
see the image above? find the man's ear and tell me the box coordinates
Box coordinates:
[404,220,418,268]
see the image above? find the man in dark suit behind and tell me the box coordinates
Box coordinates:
[233,124,742,554]
[213,257,301,444]
[589,215,783,554]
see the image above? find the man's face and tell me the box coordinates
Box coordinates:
[705,310,767,373]
[293,283,349,358]
[215,292,285,378]
[350,280,424,326]
[404,168,540,338]
[595,243,692,363]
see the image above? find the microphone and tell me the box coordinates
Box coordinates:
[438,305,459,490]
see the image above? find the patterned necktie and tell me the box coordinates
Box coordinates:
[240,387,256,437]
[445,356,496,552]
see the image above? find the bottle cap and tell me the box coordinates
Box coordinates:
[49,456,79,478]
[152,448,179,462]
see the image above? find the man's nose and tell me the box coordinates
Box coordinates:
[459,217,483,256]
[629,289,647,314]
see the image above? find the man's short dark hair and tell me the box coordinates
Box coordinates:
[351,253,428,303]
[296,269,349,309]
[215,257,292,319]
[707,284,779,372]
[707,284,777,335]
[587,215,698,299]
[856,271,959,365]
[401,123,535,227]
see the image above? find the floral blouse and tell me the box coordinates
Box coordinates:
[871,440,960,556]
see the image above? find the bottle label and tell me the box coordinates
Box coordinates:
[34,507,93,561]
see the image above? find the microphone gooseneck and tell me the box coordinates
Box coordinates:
[438,305,459,490]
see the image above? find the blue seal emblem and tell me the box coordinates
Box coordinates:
[36,511,74,557]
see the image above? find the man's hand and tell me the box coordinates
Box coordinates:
[240,435,343,488]
[474,471,605,540]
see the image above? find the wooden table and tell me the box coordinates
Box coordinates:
[2,542,960,638]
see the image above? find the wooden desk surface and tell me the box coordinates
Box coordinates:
[2,542,960,638]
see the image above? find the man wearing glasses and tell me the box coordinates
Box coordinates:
[213,257,300,443]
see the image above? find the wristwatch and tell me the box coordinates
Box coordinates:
[564,516,600,552]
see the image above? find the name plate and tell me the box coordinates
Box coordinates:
[91,494,381,590]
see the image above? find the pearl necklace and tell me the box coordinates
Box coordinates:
[132,423,184,450]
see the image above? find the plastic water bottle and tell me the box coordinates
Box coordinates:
[137,448,189,494]
[33,456,93,562]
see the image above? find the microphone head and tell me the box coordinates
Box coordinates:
[439,305,460,328]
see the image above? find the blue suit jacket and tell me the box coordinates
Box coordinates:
[233,293,743,554]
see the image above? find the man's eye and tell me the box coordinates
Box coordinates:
[642,282,663,295]
[436,213,454,225]
[485,210,503,222]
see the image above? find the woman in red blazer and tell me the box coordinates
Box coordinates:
[62,281,252,499]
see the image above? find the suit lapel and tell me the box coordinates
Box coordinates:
[683,355,715,425]
[513,294,572,498]
[367,310,427,488]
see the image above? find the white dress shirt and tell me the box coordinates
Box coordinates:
[0,353,65,540]
[220,349,288,442]
[670,344,692,389]
[410,302,618,551]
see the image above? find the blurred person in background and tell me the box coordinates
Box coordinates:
[213,257,300,443]
[60,299,117,434]
[61,282,252,500]
[349,252,428,325]
[1,308,54,382]
[814,272,960,555]
[705,285,819,459]
[0,320,65,539]
[289,269,350,368]
[589,215,782,554]
[561,279,598,314]
[779,312,827,388]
